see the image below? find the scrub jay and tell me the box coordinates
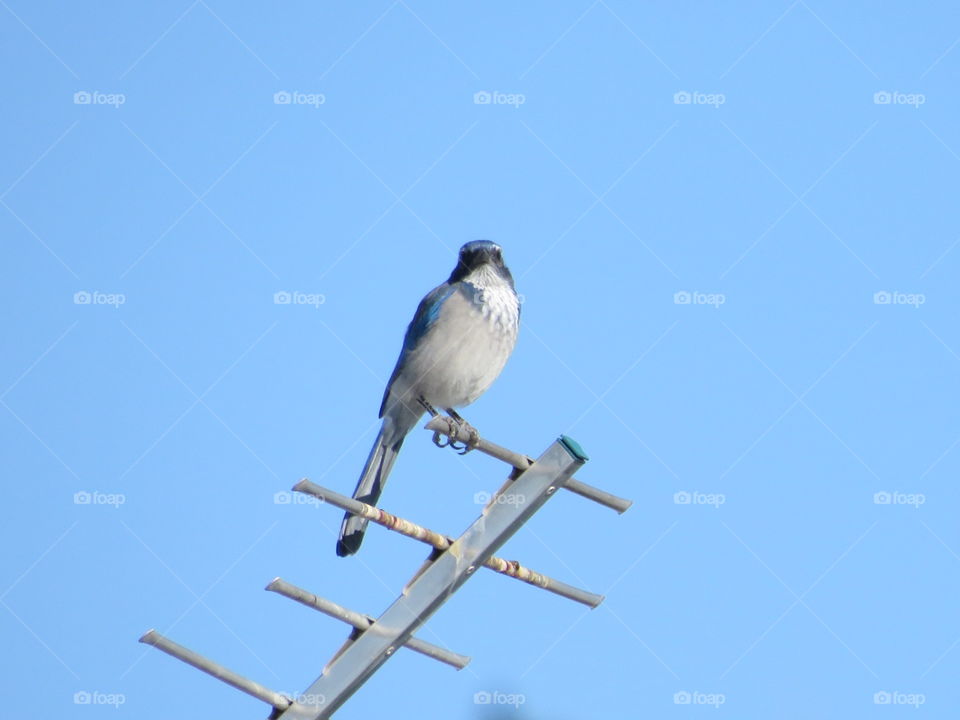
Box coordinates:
[337,240,520,556]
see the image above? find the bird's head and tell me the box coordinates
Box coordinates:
[448,240,514,287]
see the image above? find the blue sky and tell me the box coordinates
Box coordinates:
[3,1,960,717]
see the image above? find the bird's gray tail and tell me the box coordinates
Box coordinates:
[336,425,404,557]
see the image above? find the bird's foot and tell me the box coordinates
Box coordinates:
[449,424,479,454]
[444,410,480,455]
[431,424,453,449]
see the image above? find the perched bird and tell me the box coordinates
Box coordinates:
[337,240,520,557]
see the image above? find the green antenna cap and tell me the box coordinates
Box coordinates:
[559,435,589,462]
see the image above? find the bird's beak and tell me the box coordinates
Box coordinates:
[478,247,500,264]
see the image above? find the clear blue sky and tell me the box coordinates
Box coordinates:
[3,1,960,717]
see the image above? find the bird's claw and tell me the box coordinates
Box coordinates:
[431,416,480,454]
[449,423,479,454]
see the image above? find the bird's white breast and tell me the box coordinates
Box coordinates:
[398,269,519,409]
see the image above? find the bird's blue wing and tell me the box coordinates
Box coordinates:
[379,281,456,417]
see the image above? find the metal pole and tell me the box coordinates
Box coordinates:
[293,480,602,607]
[139,630,291,711]
[265,578,471,669]
[424,417,632,513]
[277,438,587,720]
